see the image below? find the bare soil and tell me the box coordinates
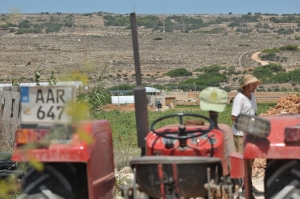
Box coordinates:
[0,14,300,89]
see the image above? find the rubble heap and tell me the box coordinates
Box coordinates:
[260,94,300,116]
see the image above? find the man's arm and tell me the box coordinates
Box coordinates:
[231,94,242,122]
[231,115,236,122]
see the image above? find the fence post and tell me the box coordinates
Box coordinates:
[0,87,20,150]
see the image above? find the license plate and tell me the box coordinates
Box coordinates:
[20,86,75,124]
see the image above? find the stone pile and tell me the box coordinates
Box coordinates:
[260,94,300,116]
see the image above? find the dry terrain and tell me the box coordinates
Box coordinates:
[0,14,300,90]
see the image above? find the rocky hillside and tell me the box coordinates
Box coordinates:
[0,13,300,89]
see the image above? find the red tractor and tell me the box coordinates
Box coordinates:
[124,112,245,199]
[12,86,115,199]
[120,13,245,199]
[235,113,300,199]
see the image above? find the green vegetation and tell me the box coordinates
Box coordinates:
[214,14,260,26]
[279,44,298,51]
[103,15,130,26]
[260,53,280,61]
[107,84,135,91]
[226,66,236,75]
[82,13,93,16]
[236,28,252,33]
[103,14,208,32]
[0,24,9,29]
[16,18,74,34]
[277,28,294,35]
[255,23,270,29]
[269,15,300,24]
[165,15,207,33]
[162,65,229,91]
[78,87,111,112]
[238,44,250,46]
[261,47,280,53]
[165,68,192,77]
[183,73,226,90]
[194,65,226,73]
[3,13,299,35]
[269,69,300,84]
[252,63,300,84]
[193,28,226,34]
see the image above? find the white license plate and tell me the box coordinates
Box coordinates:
[20,86,75,124]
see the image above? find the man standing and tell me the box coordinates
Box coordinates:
[231,74,264,197]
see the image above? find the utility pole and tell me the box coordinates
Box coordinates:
[110,60,119,109]
[291,74,294,92]
[163,9,166,33]
[182,16,185,33]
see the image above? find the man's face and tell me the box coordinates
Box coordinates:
[246,82,258,92]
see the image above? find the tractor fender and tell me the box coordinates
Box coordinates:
[229,152,244,179]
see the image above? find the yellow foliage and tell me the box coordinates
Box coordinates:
[77,128,93,145]
[0,180,10,198]
[83,59,96,73]
[59,71,89,85]
[67,101,90,122]
[8,7,21,20]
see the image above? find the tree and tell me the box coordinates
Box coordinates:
[229,12,232,15]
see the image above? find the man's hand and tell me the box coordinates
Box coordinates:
[231,115,236,122]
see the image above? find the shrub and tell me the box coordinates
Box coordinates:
[236,28,252,33]
[253,66,272,79]
[260,53,278,61]
[279,44,298,51]
[180,72,227,90]
[166,68,192,77]
[277,28,294,34]
[0,24,9,29]
[18,20,31,28]
[261,48,280,53]
[64,22,73,27]
[195,65,226,73]
[238,44,250,46]
[45,23,61,33]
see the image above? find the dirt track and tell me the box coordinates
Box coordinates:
[251,52,269,66]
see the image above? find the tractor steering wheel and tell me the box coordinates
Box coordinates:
[150,113,214,140]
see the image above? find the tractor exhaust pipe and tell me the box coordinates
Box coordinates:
[209,111,219,129]
[130,13,149,156]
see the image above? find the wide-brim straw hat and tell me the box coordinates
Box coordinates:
[240,74,262,89]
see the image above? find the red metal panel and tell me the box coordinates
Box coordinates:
[244,114,300,159]
[145,126,230,175]
[12,120,116,199]
[158,164,166,199]
[86,120,116,199]
[12,142,90,162]
[229,152,244,179]
[243,159,252,199]
[87,120,116,199]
